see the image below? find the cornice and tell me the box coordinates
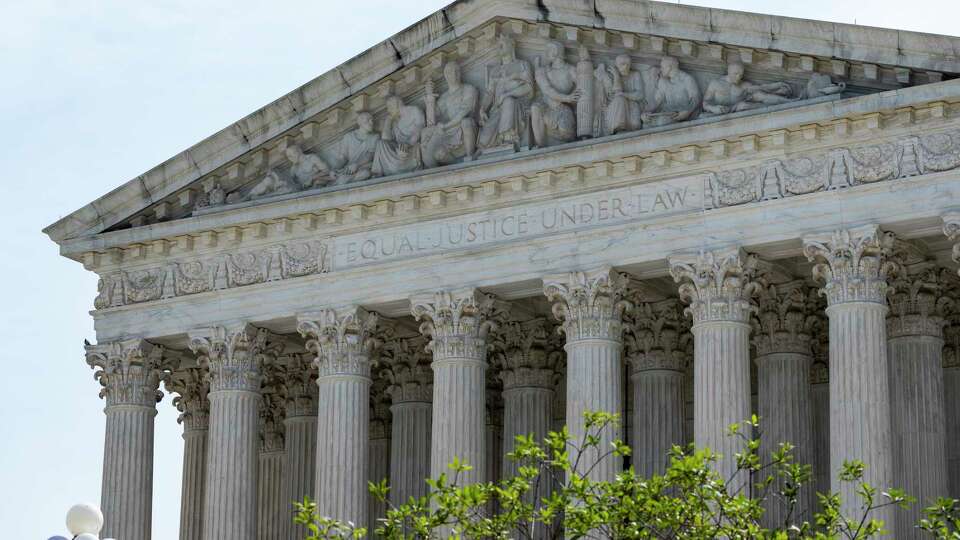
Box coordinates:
[44,3,960,245]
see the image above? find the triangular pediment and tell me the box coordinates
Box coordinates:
[44,0,960,247]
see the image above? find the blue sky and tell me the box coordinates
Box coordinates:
[1,1,956,537]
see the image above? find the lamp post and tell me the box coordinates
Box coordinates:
[49,503,115,540]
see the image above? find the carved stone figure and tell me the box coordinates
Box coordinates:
[208,182,226,206]
[421,62,479,167]
[803,72,846,99]
[531,40,580,148]
[575,45,598,139]
[702,61,793,116]
[372,95,425,177]
[238,170,298,203]
[643,56,701,127]
[286,145,331,189]
[329,111,380,184]
[479,35,534,150]
[596,54,646,136]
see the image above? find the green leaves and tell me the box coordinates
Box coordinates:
[293,413,952,539]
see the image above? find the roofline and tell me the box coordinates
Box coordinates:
[44,0,960,244]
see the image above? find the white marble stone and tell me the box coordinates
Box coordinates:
[280,355,318,540]
[298,307,378,528]
[804,226,896,527]
[167,368,209,540]
[85,340,167,540]
[670,249,758,489]
[411,289,501,485]
[189,324,274,540]
[544,268,628,482]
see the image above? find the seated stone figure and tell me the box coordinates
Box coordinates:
[372,95,425,177]
[702,61,793,115]
[479,35,534,150]
[421,61,479,168]
[328,111,380,184]
[596,54,646,136]
[531,40,579,148]
[642,56,701,128]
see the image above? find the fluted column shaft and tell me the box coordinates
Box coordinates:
[810,362,830,513]
[502,386,553,477]
[180,426,207,540]
[944,363,960,499]
[258,448,285,540]
[888,329,947,538]
[316,374,370,523]
[692,320,752,483]
[369,425,391,536]
[631,369,684,478]
[86,340,167,540]
[390,401,432,504]
[102,404,157,540]
[756,351,814,524]
[283,415,317,537]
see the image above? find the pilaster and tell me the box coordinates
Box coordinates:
[411,288,503,485]
[669,248,759,487]
[85,339,169,540]
[543,267,630,482]
[624,299,689,478]
[298,306,379,527]
[803,225,898,525]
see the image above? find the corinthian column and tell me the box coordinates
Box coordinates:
[85,339,169,540]
[167,367,210,540]
[411,289,503,485]
[943,214,960,499]
[752,281,818,525]
[810,329,831,512]
[258,372,286,540]
[280,354,318,540]
[381,336,433,505]
[543,268,630,481]
[887,262,952,538]
[803,226,897,525]
[298,307,378,527]
[496,319,556,481]
[669,249,759,487]
[190,324,274,540]
[623,299,689,478]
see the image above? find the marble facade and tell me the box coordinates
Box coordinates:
[45,1,960,539]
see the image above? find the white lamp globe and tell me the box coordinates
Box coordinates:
[66,503,103,535]
[75,534,99,540]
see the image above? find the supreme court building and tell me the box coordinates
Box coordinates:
[44,1,960,538]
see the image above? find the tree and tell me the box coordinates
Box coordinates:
[295,412,932,539]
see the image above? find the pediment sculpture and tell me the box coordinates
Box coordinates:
[198,40,848,210]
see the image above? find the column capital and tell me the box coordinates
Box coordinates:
[370,385,392,441]
[669,248,761,324]
[85,338,170,408]
[887,264,955,339]
[944,313,960,369]
[625,299,690,373]
[189,323,278,392]
[297,306,380,378]
[381,336,433,403]
[752,280,821,356]
[542,267,632,341]
[802,225,900,306]
[167,366,210,431]
[410,288,505,360]
[493,318,558,390]
[279,353,318,417]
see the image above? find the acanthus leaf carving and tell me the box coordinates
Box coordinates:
[297,307,380,379]
[166,366,210,431]
[669,248,761,324]
[802,225,900,306]
[624,298,691,373]
[85,338,172,408]
[380,335,433,404]
[543,267,632,341]
[188,323,279,393]
[410,289,506,361]
[751,280,822,356]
